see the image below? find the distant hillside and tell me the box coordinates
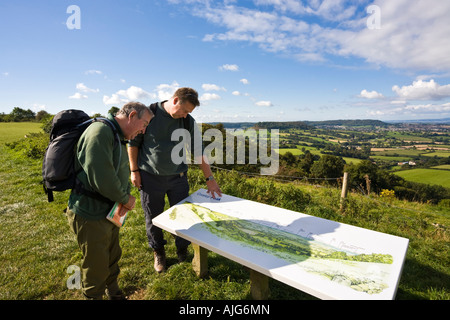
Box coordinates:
[206,119,388,130]
[305,119,389,127]
[254,121,312,130]
[387,118,450,124]
[207,122,255,129]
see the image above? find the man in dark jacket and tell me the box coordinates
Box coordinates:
[128,88,222,273]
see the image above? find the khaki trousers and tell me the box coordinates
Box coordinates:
[66,208,122,299]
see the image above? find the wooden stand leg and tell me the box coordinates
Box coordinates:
[250,269,269,300]
[192,243,208,278]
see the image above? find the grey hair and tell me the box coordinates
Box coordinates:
[117,102,153,118]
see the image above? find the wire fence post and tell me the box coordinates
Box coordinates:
[340,172,349,214]
[364,174,371,195]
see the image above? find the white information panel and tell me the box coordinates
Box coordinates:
[153,189,409,300]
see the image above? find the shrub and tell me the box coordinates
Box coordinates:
[438,198,450,208]
[188,167,311,212]
[5,132,49,159]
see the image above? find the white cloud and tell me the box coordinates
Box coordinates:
[321,0,450,72]
[76,83,99,93]
[117,86,153,100]
[103,94,127,105]
[232,91,241,96]
[69,92,88,100]
[85,70,102,75]
[368,102,450,117]
[256,0,358,21]
[184,0,450,72]
[103,85,155,105]
[359,89,384,99]
[155,81,180,100]
[255,100,273,107]
[200,93,221,101]
[202,83,226,91]
[31,104,46,111]
[404,103,450,112]
[392,79,450,101]
[219,64,239,71]
[240,78,250,85]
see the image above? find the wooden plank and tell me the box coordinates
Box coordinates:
[192,243,208,278]
[250,269,269,300]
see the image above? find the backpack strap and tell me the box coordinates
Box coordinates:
[94,117,122,173]
[73,117,122,205]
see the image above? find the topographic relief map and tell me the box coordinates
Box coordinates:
[170,202,393,295]
[154,189,409,299]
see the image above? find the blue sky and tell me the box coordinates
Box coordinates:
[1,0,450,122]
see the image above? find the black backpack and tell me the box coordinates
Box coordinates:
[42,109,120,203]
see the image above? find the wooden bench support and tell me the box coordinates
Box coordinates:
[250,269,270,300]
[192,243,208,278]
[191,243,269,299]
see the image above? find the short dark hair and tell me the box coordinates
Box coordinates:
[173,87,200,107]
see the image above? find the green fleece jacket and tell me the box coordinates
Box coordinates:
[68,114,130,220]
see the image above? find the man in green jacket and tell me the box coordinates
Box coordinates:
[66,102,153,300]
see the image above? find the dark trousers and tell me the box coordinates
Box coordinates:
[140,170,190,251]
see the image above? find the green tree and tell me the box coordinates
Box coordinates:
[108,106,120,115]
[310,154,344,182]
[10,107,35,122]
[36,110,50,121]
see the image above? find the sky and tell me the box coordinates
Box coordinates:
[1,0,450,123]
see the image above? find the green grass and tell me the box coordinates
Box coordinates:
[371,155,414,162]
[394,169,450,189]
[432,165,450,170]
[277,147,321,156]
[385,131,432,143]
[342,157,363,164]
[372,149,425,157]
[0,122,42,144]
[421,151,450,157]
[0,123,449,300]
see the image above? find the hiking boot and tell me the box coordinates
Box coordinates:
[106,289,127,300]
[154,248,166,273]
[177,247,188,263]
[106,281,127,300]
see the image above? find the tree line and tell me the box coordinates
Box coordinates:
[0,107,52,122]
[0,107,121,123]
[3,116,449,205]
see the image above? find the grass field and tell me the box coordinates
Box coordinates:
[0,123,449,300]
[433,165,450,170]
[385,131,433,143]
[394,169,450,189]
[0,122,42,144]
[421,151,450,157]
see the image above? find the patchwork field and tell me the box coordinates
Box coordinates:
[394,169,450,189]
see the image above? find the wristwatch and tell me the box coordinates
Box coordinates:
[205,175,214,182]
